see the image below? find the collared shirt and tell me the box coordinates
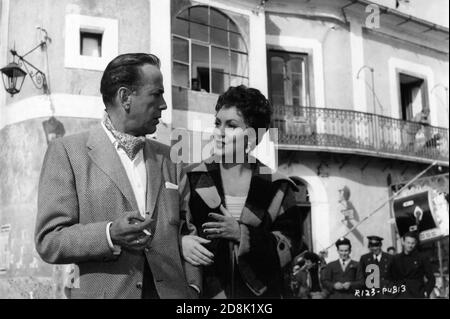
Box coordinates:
[340,259,349,271]
[373,254,381,263]
[101,122,148,253]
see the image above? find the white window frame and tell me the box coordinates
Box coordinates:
[65,14,118,71]
[171,6,249,94]
[388,57,437,126]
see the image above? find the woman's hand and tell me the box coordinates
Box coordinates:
[181,235,214,266]
[202,205,241,242]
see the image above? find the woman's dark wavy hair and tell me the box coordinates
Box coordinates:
[100,53,160,106]
[215,85,272,138]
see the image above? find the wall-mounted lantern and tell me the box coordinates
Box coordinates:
[0,28,51,97]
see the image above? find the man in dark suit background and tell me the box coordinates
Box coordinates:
[321,237,363,299]
[35,53,200,299]
[359,236,393,298]
[386,231,435,298]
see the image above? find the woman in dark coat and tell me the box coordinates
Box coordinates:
[180,85,304,298]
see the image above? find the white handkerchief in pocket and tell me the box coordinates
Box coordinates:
[165,181,179,190]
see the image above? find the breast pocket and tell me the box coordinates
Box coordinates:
[160,188,180,225]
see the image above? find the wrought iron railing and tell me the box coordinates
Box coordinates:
[272,105,449,163]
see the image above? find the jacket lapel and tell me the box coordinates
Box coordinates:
[143,141,163,219]
[87,125,139,212]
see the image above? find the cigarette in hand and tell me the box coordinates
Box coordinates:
[143,212,152,236]
[143,229,151,236]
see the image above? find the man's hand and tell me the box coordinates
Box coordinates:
[202,206,240,242]
[182,235,214,266]
[110,211,153,251]
[334,282,344,290]
[342,282,351,290]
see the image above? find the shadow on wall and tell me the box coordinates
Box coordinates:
[338,185,364,245]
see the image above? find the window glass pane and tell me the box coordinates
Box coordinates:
[272,95,284,106]
[230,33,246,52]
[230,51,248,77]
[178,8,189,20]
[270,56,284,74]
[190,22,209,43]
[211,27,228,47]
[230,75,247,87]
[189,6,209,25]
[287,58,305,106]
[211,47,229,74]
[288,58,303,73]
[173,62,189,88]
[291,73,302,105]
[212,71,229,94]
[173,18,189,37]
[172,37,189,63]
[211,47,229,94]
[229,20,239,33]
[210,9,228,30]
[80,32,102,57]
[271,74,284,97]
[270,57,285,103]
[192,44,210,92]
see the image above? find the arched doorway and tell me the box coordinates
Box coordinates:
[290,176,313,252]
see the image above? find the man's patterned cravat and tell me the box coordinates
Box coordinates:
[103,113,146,160]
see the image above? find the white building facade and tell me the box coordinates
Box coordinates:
[0,0,448,298]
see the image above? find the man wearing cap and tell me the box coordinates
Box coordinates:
[321,237,363,299]
[386,231,435,298]
[359,236,393,298]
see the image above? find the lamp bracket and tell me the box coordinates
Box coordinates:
[10,41,49,93]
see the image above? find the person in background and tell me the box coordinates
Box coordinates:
[321,237,363,299]
[386,231,435,298]
[387,246,396,255]
[290,263,302,298]
[294,252,328,299]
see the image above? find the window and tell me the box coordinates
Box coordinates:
[268,50,309,107]
[172,6,249,94]
[399,73,428,121]
[80,31,103,57]
[65,14,118,71]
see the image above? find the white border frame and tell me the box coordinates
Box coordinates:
[188,0,268,96]
[278,163,332,259]
[64,14,118,71]
[266,35,325,108]
[388,57,437,126]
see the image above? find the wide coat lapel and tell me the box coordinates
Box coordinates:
[143,140,163,219]
[86,124,139,212]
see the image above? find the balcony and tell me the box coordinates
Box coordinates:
[272,105,449,166]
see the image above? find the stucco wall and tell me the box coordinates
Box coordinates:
[363,29,449,127]
[277,151,431,262]
[0,116,99,298]
[5,0,150,105]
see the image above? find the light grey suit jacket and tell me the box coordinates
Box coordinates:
[35,124,200,299]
